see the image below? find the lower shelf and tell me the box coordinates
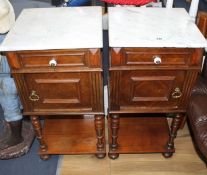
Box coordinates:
[109,114,173,154]
[39,115,172,156]
[39,117,104,155]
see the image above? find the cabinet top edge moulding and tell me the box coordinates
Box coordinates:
[0,7,103,52]
[108,7,207,48]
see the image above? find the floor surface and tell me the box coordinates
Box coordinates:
[59,124,207,175]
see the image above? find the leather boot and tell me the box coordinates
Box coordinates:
[0,120,23,150]
[0,120,11,142]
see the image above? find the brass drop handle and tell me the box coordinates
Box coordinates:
[153,56,162,64]
[29,90,39,101]
[172,87,182,99]
[49,59,57,68]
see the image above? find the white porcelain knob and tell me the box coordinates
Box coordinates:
[49,59,57,67]
[153,56,162,64]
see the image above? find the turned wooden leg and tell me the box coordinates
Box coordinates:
[108,114,119,159]
[30,116,49,160]
[94,115,106,159]
[166,113,186,129]
[163,113,182,158]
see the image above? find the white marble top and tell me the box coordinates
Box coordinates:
[108,7,207,48]
[0,7,103,51]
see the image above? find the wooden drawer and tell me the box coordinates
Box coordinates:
[110,48,194,67]
[7,49,102,70]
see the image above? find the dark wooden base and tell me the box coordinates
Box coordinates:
[40,154,50,160]
[95,152,106,159]
[162,152,173,158]
[108,114,174,159]
[39,117,106,157]
[108,152,119,159]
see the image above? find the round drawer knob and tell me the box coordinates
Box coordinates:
[153,56,162,64]
[49,59,57,67]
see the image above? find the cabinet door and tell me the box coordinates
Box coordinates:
[20,72,103,113]
[110,70,187,112]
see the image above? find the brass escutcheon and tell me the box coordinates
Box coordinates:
[29,90,39,101]
[172,87,182,99]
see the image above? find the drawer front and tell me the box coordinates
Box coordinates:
[18,50,89,68]
[8,49,102,70]
[111,48,193,67]
[110,70,186,111]
[20,72,103,113]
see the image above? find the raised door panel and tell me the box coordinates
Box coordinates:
[110,70,186,112]
[22,72,103,113]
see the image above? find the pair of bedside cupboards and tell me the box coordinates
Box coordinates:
[1,7,207,160]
